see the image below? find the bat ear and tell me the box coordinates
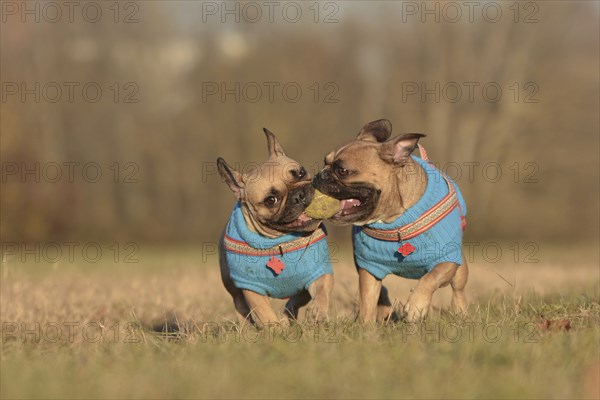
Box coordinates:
[217,157,245,200]
[356,119,392,143]
[263,128,286,158]
[379,133,426,166]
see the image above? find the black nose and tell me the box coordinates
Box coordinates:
[292,187,308,205]
[317,169,331,182]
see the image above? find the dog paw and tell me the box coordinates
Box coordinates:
[278,318,291,329]
[451,292,468,316]
[403,292,432,322]
[305,305,329,325]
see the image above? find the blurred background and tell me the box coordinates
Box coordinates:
[1,1,598,246]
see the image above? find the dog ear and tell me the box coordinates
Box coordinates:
[356,119,393,142]
[379,133,426,166]
[263,128,286,158]
[217,157,245,199]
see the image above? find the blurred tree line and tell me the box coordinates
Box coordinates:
[1,2,598,244]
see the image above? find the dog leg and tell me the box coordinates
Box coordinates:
[305,273,334,324]
[283,290,312,322]
[377,286,398,323]
[404,262,458,322]
[450,253,468,315]
[242,290,282,328]
[358,268,382,324]
[232,292,253,325]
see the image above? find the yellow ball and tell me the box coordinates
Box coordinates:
[304,190,341,219]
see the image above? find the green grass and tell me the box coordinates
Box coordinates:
[2,292,598,399]
[1,248,599,399]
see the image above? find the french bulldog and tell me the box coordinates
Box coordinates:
[313,119,468,323]
[217,128,333,327]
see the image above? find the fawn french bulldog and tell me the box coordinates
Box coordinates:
[313,119,468,323]
[217,129,333,327]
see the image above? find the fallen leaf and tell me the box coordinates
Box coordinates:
[536,315,572,332]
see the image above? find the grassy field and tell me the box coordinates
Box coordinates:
[1,243,599,399]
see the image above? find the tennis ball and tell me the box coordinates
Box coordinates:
[304,190,341,219]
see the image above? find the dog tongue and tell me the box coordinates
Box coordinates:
[297,213,312,223]
[341,199,361,210]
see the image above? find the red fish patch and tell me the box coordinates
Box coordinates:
[397,242,416,257]
[266,256,285,275]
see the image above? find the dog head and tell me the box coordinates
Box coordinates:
[217,128,320,237]
[313,119,426,225]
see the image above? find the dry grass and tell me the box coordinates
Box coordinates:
[1,245,599,399]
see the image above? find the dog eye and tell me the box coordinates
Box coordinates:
[336,167,350,177]
[264,196,279,207]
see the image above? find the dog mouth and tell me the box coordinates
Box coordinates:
[282,212,315,228]
[335,198,363,217]
[312,174,378,224]
[327,188,379,224]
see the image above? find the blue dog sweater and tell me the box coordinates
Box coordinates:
[223,203,333,299]
[353,156,467,280]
